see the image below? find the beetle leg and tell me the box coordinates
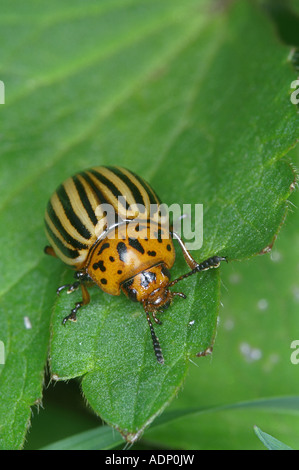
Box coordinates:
[171,232,199,269]
[80,282,91,305]
[44,246,57,258]
[172,292,187,299]
[167,255,227,288]
[62,283,91,324]
[152,311,162,325]
[56,270,92,295]
[62,301,83,324]
[170,230,226,286]
[56,281,80,295]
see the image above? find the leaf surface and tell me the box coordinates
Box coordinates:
[0,0,298,448]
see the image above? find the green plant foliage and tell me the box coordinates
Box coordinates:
[39,396,299,449]
[0,0,298,449]
[254,426,293,450]
[41,425,123,451]
[142,144,299,450]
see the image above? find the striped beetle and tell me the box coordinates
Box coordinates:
[45,166,225,363]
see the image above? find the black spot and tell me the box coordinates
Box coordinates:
[101,278,107,285]
[92,260,106,272]
[147,250,156,257]
[127,287,138,302]
[117,241,127,262]
[98,242,110,256]
[99,261,106,272]
[109,256,115,262]
[167,244,172,251]
[122,278,138,302]
[128,237,145,254]
[117,270,123,275]
[140,270,156,288]
[135,224,146,233]
[161,265,171,279]
[154,229,163,243]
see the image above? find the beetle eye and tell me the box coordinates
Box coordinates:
[74,271,91,282]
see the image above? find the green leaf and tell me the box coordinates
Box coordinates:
[0,258,62,449]
[49,0,298,443]
[0,0,298,449]
[142,145,299,450]
[254,426,293,450]
[39,395,299,449]
[50,269,219,442]
[40,425,123,451]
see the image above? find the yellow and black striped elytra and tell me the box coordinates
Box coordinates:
[45,166,226,364]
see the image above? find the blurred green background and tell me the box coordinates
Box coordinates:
[0,0,298,450]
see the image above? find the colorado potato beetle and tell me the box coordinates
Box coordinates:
[44,166,225,364]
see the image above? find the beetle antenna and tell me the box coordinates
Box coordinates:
[145,311,164,364]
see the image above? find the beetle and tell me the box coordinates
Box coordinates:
[44,166,225,364]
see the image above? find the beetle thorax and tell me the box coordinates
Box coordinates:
[86,221,175,296]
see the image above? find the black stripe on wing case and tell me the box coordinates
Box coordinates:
[47,201,89,251]
[106,167,147,214]
[72,175,98,226]
[130,171,161,206]
[90,169,130,211]
[56,184,91,240]
[79,171,109,208]
[45,220,80,259]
